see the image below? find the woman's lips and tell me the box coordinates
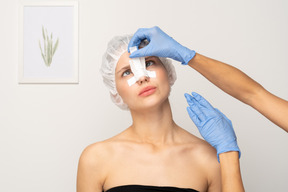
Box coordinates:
[139,86,156,96]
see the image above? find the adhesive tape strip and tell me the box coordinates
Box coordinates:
[127,47,156,86]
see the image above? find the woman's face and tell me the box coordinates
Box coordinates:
[115,51,171,111]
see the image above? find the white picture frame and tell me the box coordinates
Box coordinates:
[18,1,78,84]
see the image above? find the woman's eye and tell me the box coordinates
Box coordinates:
[122,70,132,77]
[145,60,154,68]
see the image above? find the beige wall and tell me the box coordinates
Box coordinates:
[1,0,287,191]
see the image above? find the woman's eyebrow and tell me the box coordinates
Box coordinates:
[116,64,130,74]
[145,56,156,60]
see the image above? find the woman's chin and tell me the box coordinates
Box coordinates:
[129,98,169,112]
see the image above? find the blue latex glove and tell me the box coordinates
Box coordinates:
[184,92,241,162]
[128,26,196,65]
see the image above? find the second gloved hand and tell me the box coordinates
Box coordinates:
[184,92,241,162]
[128,26,196,65]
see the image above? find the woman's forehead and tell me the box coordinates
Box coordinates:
[115,51,130,71]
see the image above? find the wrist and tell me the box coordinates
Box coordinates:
[219,151,240,163]
[187,52,200,67]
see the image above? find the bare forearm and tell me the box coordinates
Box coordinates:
[188,53,288,132]
[188,53,263,105]
[219,152,245,192]
[252,89,288,132]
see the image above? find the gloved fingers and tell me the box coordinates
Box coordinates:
[185,93,206,122]
[186,107,201,126]
[191,92,214,110]
[129,45,153,58]
[185,93,197,108]
[128,28,151,52]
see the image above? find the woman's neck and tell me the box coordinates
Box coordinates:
[128,99,179,145]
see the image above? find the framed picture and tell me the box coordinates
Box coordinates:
[18,1,78,83]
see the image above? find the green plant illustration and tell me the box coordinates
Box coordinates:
[39,26,59,67]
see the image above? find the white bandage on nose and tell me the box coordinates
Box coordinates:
[127,46,156,86]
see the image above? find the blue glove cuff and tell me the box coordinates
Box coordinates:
[181,49,196,65]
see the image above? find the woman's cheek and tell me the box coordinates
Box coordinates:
[116,79,131,103]
[157,68,171,94]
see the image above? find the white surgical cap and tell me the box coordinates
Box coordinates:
[100,34,177,110]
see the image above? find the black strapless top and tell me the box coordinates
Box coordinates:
[105,185,199,192]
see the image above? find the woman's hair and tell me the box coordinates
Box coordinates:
[100,34,177,110]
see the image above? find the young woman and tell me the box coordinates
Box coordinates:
[76,35,240,192]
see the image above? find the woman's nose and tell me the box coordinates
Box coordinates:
[137,75,150,85]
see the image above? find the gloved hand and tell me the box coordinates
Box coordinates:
[184,92,241,162]
[128,26,196,65]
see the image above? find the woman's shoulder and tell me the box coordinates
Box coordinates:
[79,133,132,161]
[77,136,130,189]
[77,137,125,179]
[178,129,220,179]
[178,128,218,161]
[78,140,108,168]
[80,137,121,158]
[181,131,221,190]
